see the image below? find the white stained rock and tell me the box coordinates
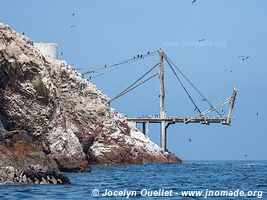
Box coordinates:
[47,127,85,158]
[89,141,112,157]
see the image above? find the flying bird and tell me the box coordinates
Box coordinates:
[244,154,248,158]
[224,69,232,73]
[60,51,63,56]
[70,25,76,28]
[239,55,250,61]
[192,0,197,4]
[256,112,259,116]
[198,39,205,42]
[188,138,192,142]
[72,13,76,17]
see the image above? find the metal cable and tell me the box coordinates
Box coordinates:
[110,73,158,103]
[164,53,222,117]
[109,63,159,103]
[164,57,202,115]
[83,50,158,76]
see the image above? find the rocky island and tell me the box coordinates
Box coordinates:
[0,23,181,184]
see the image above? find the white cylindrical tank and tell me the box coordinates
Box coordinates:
[34,42,58,60]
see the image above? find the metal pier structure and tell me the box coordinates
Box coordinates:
[127,50,237,151]
[86,49,237,151]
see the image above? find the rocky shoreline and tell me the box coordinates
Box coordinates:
[0,129,70,184]
[0,23,181,184]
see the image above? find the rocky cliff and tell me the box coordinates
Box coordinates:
[0,130,70,184]
[0,23,181,183]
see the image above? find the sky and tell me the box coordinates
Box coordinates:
[1,0,266,160]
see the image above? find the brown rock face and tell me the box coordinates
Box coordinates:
[0,130,70,184]
[0,22,181,175]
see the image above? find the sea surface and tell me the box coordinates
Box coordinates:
[0,161,266,199]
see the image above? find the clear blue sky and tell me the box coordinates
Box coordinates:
[1,0,266,160]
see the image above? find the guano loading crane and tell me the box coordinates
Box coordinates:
[84,49,237,151]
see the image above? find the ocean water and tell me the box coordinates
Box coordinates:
[0,161,266,199]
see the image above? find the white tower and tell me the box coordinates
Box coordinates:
[34,42,58,60]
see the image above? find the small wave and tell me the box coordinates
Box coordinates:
[242,163,267,166]
[0,181,15,185]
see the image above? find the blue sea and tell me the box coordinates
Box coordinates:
[0,161,266,199]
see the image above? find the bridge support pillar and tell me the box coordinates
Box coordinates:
[160,121,167,151]
[142,122,149,137]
